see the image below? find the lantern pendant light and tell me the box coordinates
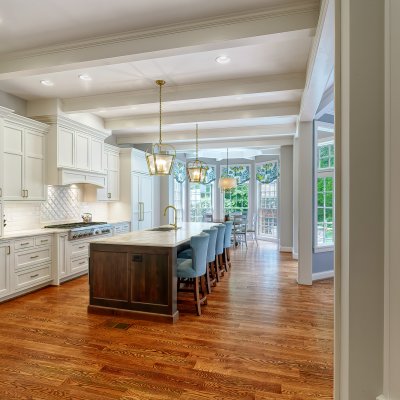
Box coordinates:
[187,124,208,183]
[145,80,176,176]
[218,148,237,190]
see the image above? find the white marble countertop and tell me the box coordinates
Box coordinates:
[92,222,217,248]
[0,227,70,240]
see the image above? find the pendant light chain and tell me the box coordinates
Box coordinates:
[157,80,164,144]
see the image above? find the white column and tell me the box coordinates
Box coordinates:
[337,0,385,398]
[292,137,299,259]
[279,145,293,252]
[297,122,313,285]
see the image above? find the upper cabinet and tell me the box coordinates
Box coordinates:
[36,116,109,186]
[97,145,120,201]
[0,109,49,201]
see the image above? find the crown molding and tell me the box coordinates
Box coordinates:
[0,106,14,119]
[34,115,110,139]
[5,112,49,132]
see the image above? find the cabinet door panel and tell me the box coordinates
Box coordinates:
[131,174,140,231]
[108,170,119,200]
[58,128,74,168]
[4,125,23,154]
[25,156,45,200]
[140,175,153,213]
[139,212,153,230]
[3,153,23,200]
[108,153,119,171]
[0,243,11,298]
[91,139,104,172]
[25,131,44,157]
[75,133,90,170]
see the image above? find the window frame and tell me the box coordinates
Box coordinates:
[219,163,251,216]
[256,159,280,241]
[314,121,335,252]
[172,177,185,223]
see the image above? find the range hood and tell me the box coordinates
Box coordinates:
[59,168,106,188]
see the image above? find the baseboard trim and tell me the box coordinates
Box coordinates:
[292,251,298,260]
[279,246,293,253]
[312,270,334,281]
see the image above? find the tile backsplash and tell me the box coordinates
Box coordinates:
[4,185,109,232]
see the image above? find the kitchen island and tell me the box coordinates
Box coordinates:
[88,222,215,323]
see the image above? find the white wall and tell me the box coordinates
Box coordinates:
[0,90,27,116]
[385,1,400,398]
[292,137,299,259]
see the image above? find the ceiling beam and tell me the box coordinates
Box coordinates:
[298,0,334,123]
[105,102,299,130]
[115,123,295,145]
[62,73,305,113]
[170,137,294,151]
[0,2,319,80]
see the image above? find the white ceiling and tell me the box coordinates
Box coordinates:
[0,0,331,156]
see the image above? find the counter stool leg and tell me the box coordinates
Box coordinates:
[194,277,201,316]
[205,265,212,294]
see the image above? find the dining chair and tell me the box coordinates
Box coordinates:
[176,232,209,316]
[247,213,258,245]
[223,221,233,271]
[233,214,248,247]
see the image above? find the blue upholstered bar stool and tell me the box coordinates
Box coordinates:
[201,227,218,293]
[176,232,209,316]
[215,224,226,282]
[223,221,234,272]
[177,227,218,294]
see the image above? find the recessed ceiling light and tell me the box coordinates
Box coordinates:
[215,55,231,64]
[40,80,54,87]
[79,73,92,81]
[98,109,106,113]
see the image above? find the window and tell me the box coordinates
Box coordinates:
[220,164,250,215]
[173,179,185,223]
[258,180,279,240]
[223,183,249,215]
[315,126,335,250]
[189,182,214,222]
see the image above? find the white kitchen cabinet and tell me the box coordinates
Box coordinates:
[131,173,153,230]
[58,127,75,168]
[97,145,119,201]
[91,138,104,173]
[0,241,11,299]
[1,114,48,201]
[37,116,109,186]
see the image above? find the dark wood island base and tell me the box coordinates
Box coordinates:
[88,243,182,323]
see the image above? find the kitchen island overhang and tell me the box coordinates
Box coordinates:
[88,222,215,323]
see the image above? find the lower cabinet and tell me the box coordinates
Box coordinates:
[0,241,11,298]
[0,234,53,302]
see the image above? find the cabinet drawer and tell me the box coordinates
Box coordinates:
[114,224,130,235]
[15,263,51,291]
[15,247,51,270]
[70,241,89,258]
[14,238,35,251]
[71,257,89,274]
[35,235,52,247]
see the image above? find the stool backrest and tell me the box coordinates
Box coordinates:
[224,221,234,249]
[215,224,226,255]
[202,227,218,263]
[191,232,209,275]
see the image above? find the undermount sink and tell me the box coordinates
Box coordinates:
[148,226,181,232]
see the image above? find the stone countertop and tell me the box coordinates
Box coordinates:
[0,227,70,240]
[92,222,217,248]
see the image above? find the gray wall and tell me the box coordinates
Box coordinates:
[0,90,27,116]
[312,251,334,274]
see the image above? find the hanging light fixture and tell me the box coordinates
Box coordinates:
[145,80,176,176]
[187,124,208,183]
[218,148,237,190]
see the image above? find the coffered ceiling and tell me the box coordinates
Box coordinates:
[0,0,334,157]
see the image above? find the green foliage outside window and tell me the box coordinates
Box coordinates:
[224,182,249,215]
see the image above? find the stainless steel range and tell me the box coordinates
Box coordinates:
[44,222,112,240]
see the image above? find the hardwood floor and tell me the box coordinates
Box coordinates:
[0,241,333,399]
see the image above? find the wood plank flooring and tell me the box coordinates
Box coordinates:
[0,241,333,399]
